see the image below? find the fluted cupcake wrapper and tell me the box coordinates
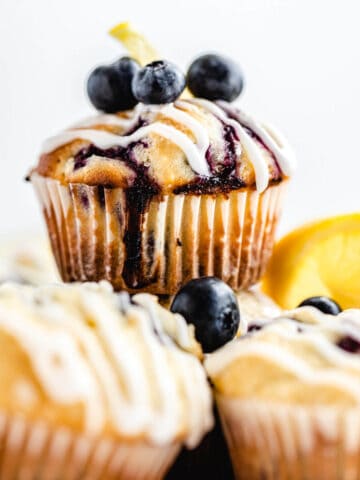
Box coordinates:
[0,412,179,480]
[217,396,360,480]
[32,174,286,294]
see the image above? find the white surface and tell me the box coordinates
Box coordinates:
[0,0,359,236]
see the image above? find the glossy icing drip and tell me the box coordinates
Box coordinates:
[0,282,213,447]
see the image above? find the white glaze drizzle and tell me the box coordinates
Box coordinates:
[42,124,210,176]
[133,293,197,351]
[0,282,213,447]
[41,103,210,177]
[205,307,360,403]
[171,101,210,157]
[0,305,105,432]
[41,99,294,191]
[208,341,360,401]
[150,123,210,176]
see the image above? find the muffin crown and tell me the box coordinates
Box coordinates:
[33,99,295,194]
[0,281,213,447]
[206,306,360,406]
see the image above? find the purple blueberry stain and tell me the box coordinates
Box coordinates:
[73,141,149,174]
[124,116,148,135]
[205,121,238,178]
[74,147,90,170]
[222,123,239,168]
[79,188,89,209]
[174,174,245,195]
[98,186,106,209]
[205,145,216,173]
[247,323,263,333]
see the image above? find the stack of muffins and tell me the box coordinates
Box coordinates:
[1,27,359,480]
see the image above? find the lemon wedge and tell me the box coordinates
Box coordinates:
[262,213,360,310]
[109,22,159,66]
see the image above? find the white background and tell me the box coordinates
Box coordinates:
[0,0,359,237]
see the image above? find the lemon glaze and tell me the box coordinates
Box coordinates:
[0,281,213,447]
[41,99,295,192]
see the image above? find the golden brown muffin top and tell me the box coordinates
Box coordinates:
[31,99,295,195]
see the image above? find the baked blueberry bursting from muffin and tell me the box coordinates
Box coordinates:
[171,277,240,353]
[337,336,360,354]
[73,141,151,177]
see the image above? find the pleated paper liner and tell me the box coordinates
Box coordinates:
[0,412,179,480]
[32,174,287,294]
[217,396,360,480]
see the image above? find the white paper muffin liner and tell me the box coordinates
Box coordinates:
[31,174,287,294]
[0,412,179,479]
[217,395,360,480]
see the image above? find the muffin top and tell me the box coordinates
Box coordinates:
[206,306,360,406]
[0,281,213,447]
[32,99,295,195]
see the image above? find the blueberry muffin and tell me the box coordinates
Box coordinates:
[29,52,295,294]
[206,299,360,480]
[0,281,213,479]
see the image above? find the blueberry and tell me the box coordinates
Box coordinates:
[187,54,244,102]
[170,277,240,353]
[298,296,342,315]
[87,57,140,113]
[337,336,360,354]
[132,60,186,104]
